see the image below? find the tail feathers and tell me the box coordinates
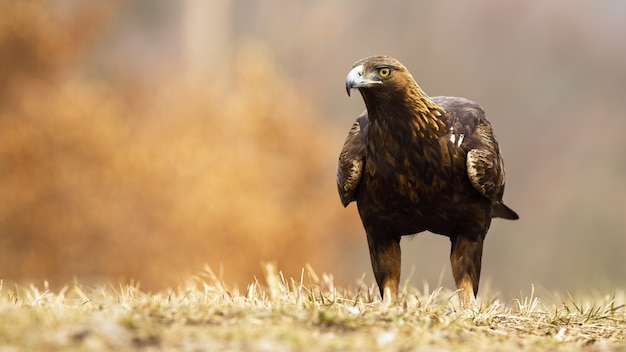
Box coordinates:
[492,202,519,220]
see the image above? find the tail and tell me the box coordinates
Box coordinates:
[492,202,519,220]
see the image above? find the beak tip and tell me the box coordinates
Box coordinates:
[345,64,364,97]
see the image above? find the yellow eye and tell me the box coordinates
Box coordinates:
[378,67,391,77]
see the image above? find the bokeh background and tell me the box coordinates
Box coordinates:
[1,0,624,299]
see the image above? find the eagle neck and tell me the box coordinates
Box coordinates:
[363,84,447,141]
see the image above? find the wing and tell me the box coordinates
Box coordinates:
[432,96,505,202]
[434,96,518,219]
[337,111,368,207]
[466,122,520,219]
[465,122,505,202]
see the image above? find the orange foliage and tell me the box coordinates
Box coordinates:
[0,2,359,289]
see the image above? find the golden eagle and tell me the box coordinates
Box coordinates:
[338,56,518,306]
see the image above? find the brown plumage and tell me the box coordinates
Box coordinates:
[337,56,518,305]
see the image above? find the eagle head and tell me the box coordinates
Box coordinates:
[345,55,411,97]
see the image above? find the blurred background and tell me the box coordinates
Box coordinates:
[0,0,624,299]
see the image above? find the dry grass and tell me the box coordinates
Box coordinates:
[1,265,624,351]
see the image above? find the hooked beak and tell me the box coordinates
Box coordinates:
[345,64,382,96]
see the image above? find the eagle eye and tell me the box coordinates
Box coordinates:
[378,67,391,78]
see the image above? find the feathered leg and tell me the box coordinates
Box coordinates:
[449,234,484,308]
[366,232,401,302]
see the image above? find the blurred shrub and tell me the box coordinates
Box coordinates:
[0,1,358,289]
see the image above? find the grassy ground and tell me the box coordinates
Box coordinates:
[1,265,624,351]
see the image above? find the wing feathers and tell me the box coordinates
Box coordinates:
[465,123,505,202]
[435,97,516,218]
[466,148,497,198]
[337,113,367,207]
